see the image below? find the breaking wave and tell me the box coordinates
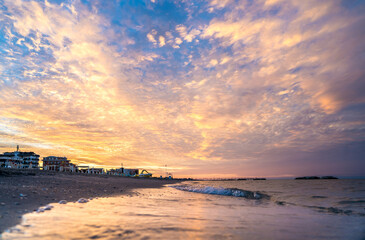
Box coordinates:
[170,184,269,200]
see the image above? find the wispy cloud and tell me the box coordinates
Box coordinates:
[0,0,364,177]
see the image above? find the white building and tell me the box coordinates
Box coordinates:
[78,166,104,174]
[0,146,40,169]
[106,168,140,177]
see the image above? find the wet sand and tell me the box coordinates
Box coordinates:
[0,168,177,233]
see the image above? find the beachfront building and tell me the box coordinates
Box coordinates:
[106,167,139,177]
[124,168,139,176]
[0,146,40,169]
[89,167,104,174]
[69,163,78,172]
[78,166,104,174]
[106,168,124,176]
[78,165,89,174]
[42,156,77,172]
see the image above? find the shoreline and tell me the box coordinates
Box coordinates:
[0,168,180,233]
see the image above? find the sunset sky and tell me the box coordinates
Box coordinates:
[0,0,364,178]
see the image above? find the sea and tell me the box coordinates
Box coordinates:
[1,179,365,240]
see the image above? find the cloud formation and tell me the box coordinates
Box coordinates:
[0,0,364,177]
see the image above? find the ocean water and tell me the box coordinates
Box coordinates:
[2,179,365,239]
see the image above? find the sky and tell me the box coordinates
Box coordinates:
[0,0,364,178]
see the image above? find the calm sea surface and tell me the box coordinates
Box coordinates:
[2,179,365,239]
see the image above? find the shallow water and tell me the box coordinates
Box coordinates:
[2,180,365,239]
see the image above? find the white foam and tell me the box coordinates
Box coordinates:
[171,185,265,199]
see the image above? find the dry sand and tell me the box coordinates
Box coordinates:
[0,168,178,233]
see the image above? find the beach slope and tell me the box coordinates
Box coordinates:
[0,169,174,233]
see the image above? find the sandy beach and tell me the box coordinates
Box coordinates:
[0,168,177,233]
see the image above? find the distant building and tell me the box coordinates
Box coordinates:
[0,145,40,169]
[106,167,139,177]
[43,156,77,172]
[106,168,124,175]
[123,168,139,176]
[89,167,104,174]
[68,163,78,172]
[78,166,104,174]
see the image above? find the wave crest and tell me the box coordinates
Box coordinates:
[171,185,269,200]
